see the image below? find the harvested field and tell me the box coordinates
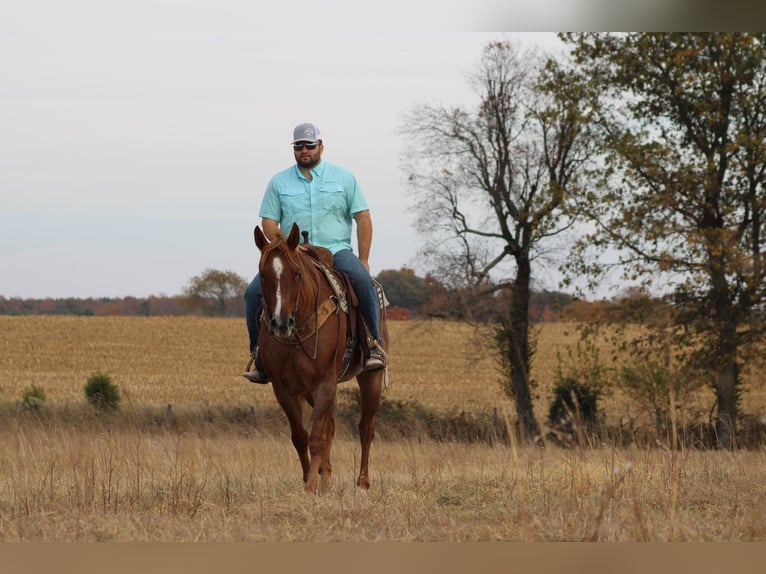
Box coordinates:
[1,316,765,541]
[2,316,764,431]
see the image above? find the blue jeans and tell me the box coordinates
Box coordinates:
[244,249,381,353]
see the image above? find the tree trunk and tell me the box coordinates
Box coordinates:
[509,256,541,442]
[714,320,739,449]
[711,259,740,449]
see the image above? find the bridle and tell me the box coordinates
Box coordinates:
[260,250,340,362]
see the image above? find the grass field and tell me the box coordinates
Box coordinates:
[1,316,765,541]
[1,316,511,413]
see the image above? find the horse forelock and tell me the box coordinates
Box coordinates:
[268,238,309,274]
[259,236,320,312]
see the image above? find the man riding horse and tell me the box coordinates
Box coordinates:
[243,122,386,383]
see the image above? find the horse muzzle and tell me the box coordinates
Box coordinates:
[270,315,296,339]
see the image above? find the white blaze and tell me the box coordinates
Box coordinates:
[272,256,284,318]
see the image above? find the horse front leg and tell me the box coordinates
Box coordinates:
[272,385,310,483]
[305,380,337,495]
[356,371,383,491]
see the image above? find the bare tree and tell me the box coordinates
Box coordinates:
[400,40,594,442]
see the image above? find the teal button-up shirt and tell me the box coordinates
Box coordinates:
[258,161,369,254]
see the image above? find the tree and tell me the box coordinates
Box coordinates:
[400,39,595,442]
[563,33,766,448]
[375,268,430,315]
[182,268,247,317]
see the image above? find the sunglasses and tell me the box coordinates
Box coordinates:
[292,142,319,151]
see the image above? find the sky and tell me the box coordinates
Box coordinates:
[2,1,694,300]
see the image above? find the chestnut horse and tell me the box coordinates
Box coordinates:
[253,223,388,494]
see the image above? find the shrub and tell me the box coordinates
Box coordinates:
[22,384,46,411]
[620,361,671,435]
[549,334,609,432]
[548,377,601,429]
[84,372,120,412]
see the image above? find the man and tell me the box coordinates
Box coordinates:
[243,122,385,384]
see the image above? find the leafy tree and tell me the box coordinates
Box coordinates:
[562,33,766,448]
[529,289,574,321]
[376,268,429,315]
[400,39,595,442]
[182,268,247,317]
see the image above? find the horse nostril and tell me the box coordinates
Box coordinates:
[287,317,295,329]
[270,318,279,333]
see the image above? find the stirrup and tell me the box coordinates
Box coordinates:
[243,349,270,384]
[245,352,256,372]
[364,339,387,371]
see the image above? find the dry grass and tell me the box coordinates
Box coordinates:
[1,420,765,541]
[0,316,765,541]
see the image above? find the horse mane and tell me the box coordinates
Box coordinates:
[261,230,301,269]
[262,229,333,270]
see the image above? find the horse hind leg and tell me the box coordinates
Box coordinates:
[356,370,383,491]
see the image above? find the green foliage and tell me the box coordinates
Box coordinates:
[620,361,673,436]
[84,372,121,412]
[492,315,538,401]
[375,268,429,314]
[548,378,601,428]
[549,331,610,433]
[555,335,612,396]
[21,384,46,411]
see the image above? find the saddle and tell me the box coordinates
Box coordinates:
[303,252,385,380]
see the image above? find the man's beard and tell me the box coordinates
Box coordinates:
[296,155,320,170]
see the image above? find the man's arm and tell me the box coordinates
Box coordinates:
[354,210,373,272]
[261,218,280,241]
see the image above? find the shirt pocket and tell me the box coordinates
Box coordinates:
[318,183,348,214]
[278,186,307,216]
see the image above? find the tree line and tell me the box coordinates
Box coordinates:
[0,266,618,321]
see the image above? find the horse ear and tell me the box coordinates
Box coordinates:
[254,226,269,251]
[286,223,301,250]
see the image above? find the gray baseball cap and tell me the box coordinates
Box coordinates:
[292,122,322,144]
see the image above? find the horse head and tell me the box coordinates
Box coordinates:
[254,223,314,340]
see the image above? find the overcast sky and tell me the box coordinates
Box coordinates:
[0,3,579,299]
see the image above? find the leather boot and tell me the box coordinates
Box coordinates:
[364,340,386,371]
[242,348,270,384]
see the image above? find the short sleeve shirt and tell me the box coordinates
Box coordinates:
[258,161,369,254]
